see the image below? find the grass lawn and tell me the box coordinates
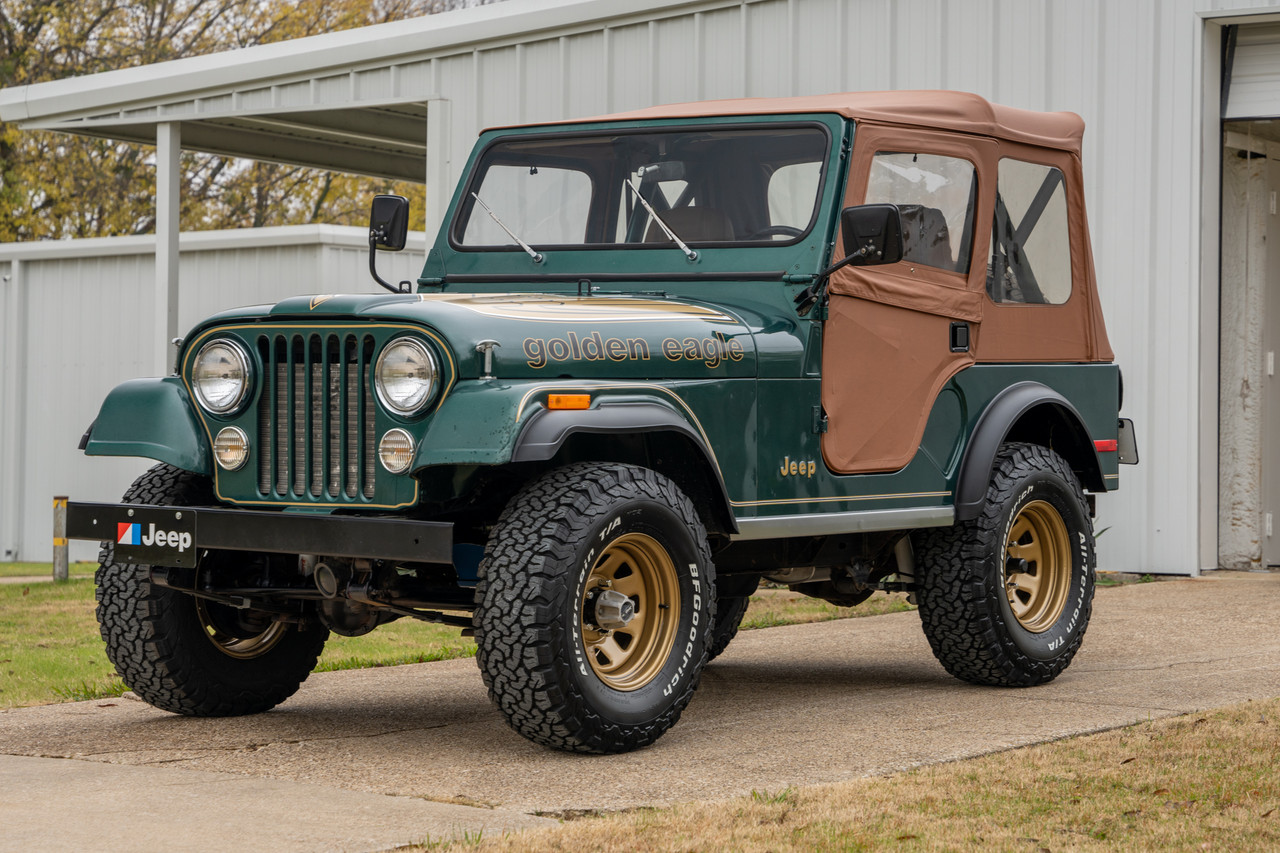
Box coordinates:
[0,561,95,579]
[0,574,910,708]
[416,697,1280,852]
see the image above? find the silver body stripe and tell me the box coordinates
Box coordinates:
[730,506,955,541]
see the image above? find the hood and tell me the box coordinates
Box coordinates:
[260,291,758,380]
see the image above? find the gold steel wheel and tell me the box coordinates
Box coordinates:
[580,532,681,691]
[1003,500,1072,633]
[195,599,288,660]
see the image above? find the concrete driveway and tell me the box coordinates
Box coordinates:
[2,571,1278,852]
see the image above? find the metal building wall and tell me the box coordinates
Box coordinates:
[11,0,1280,572]
[0,227,425,562]
[417,0,1252,574]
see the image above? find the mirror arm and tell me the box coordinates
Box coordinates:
[368,230,408,294]
[794,245,874,317]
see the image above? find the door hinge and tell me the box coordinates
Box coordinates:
[1268,351,1275,377]
[1268,512,1274,538]
[812,406,828,434]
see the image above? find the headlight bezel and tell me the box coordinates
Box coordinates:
[191,338,253,416]
[375,336,440,417]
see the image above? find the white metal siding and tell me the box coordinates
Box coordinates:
[1227,20,1280,119]
[421,0,1219,577]
[0,227,424,562]
[10,0,1280,572]
[390,0,1280,576]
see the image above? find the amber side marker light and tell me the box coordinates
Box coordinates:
[548,394,591,410]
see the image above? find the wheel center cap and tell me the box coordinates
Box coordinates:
[593,589,636,630]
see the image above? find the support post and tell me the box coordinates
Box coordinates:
[155,122,182,375]
[52,497,68,581]
[425,98,452,243]
[1,259,27,562]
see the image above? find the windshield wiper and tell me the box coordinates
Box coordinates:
[626,179,697,262]
[470,192,544,264]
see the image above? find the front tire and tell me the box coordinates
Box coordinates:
[96,464,328,716]
[914,443,1095,686]
[706,595,751,663]
[474,463,716,753]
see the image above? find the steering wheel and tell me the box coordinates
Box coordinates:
[746,225,805,240]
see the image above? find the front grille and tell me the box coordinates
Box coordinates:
[256,333,377,501]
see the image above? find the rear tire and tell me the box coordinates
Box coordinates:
[474,462,715,753]
[96,464,328,716]
[914,443,1094,686]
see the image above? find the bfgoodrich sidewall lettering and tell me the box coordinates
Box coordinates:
[995,473,1095,662]
[567,502,711,726]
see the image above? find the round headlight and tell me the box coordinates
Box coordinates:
[193,339,251,414]
[213,426,249,471]
[375,338,438,416]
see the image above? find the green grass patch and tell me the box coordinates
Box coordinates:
[1,575,914,709]
[0,561,96,579]
[0,579,122,707]
[0,578,477,708]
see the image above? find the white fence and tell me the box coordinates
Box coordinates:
[0,225,425,562]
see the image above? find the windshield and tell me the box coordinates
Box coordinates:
[453,125,830,251]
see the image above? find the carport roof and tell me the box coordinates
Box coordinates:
[0,0,693,181]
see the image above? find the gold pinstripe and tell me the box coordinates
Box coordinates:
[514,382,951,510]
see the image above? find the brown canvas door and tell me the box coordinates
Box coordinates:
[821,126,994,475]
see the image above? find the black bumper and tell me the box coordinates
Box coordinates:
[67,501,453,568]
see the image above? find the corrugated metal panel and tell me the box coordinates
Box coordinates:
[13,0,1280,572]
[1226,22,1280,119]
[0,227,424,562]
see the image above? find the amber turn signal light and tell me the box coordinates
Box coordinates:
[547,394,591,410]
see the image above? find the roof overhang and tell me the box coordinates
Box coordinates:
[0,0,698,180]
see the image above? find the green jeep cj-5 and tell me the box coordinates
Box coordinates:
[68,91,1137,754]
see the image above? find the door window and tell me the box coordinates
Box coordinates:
[864,152,977,274]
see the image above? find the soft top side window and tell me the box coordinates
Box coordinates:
[988,159,1071,305]
[864,151,977,274]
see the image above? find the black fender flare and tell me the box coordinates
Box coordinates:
[512,400,737,534]
[954,381,1103,522]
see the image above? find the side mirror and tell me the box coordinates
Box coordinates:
[839,203,903,267]
[795,204,905,317]
[368,195,411,293]
[369,194,409,251]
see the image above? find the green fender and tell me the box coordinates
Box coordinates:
[83,377,211,475]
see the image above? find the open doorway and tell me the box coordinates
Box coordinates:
[1221,121,1280,568]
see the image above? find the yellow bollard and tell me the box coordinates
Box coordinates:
[53,496,68,581]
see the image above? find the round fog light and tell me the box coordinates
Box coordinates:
[213,426,249,471]
[379,429,416,474]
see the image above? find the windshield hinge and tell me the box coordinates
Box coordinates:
[812,406,828,435]
[783,274,816,284]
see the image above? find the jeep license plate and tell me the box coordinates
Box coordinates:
[112,507,198,568]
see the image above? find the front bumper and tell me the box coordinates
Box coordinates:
[67,501,452,568]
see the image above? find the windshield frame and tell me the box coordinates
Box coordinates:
[447,119,834,256]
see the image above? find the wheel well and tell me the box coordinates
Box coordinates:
[1005,403,1104,493]
[954,383,1104,522]
[544,429,736,539]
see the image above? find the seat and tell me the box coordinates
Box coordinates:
[643,207,734,243]
[897,204,954,271]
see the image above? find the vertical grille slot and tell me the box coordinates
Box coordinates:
[256,331,378,502]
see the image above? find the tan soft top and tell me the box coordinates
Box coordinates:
[514,91,1083,153]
